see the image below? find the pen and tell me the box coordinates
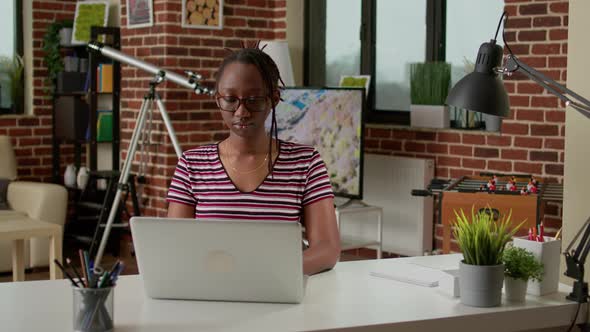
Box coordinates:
[79,249,88,287]
[540,222,545,242]
[532,227,538,241]
[53,259,80,287]
[528,228,533,241]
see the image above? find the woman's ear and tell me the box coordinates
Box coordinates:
[271,90,280,107]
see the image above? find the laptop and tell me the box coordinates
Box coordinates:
[129,217,306,304]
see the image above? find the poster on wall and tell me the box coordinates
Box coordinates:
[126,0,153,28]
[71,0,109,45]
[182,0,223,30]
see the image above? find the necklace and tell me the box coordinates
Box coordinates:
[222,141,270,174]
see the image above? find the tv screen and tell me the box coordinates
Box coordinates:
[268,87,365,199]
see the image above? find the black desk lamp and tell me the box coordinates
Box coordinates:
[446,12,590,303]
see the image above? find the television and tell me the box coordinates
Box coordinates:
[268,87,365,199]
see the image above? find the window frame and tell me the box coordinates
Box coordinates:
[304,0,446,125]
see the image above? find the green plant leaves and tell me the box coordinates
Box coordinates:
[452,206,526,266]
[502,245,544,282]
[410,62,451,106]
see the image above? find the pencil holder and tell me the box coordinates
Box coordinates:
[513,236,562,296]
[72,286,114,332]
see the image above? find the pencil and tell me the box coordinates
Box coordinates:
[78,249,88,287]
[53,259,80,287]
[66,258,84,286]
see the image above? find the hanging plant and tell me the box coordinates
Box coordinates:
[42,20,73,94]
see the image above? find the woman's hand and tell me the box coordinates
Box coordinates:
[302,198,341,275]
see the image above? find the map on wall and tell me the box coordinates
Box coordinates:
[268,88,365,198]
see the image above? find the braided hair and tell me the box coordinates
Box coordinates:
[214,41,284,175]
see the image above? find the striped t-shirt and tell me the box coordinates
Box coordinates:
[166,140,334,222]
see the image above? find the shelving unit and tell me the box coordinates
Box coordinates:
[51,27,125,255]
[336,201,383,259]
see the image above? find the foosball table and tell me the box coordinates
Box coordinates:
[435,174,563,253]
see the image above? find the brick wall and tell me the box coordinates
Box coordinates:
[0,1,77,181]
[119,0,287,217]
[364,0,567,252]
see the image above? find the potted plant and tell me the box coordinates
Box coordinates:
[42,20,73,94]
[452,207,525,307]
[409,61,451,128]
[502,244,544,302]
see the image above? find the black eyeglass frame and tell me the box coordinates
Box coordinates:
[215,93,271,113]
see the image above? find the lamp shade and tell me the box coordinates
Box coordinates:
[261,40,295,87]
[446,40,510,117]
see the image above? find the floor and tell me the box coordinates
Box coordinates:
[0,243,386,283]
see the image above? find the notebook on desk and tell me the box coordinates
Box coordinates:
[129,217,306,304]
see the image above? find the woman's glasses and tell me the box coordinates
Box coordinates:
[215,94,270,113]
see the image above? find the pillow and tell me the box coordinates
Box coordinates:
[0,178,10,210]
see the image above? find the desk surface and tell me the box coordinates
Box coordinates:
[0,254,585,332]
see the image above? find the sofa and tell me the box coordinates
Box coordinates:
[0,135,68,272]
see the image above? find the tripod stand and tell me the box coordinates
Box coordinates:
[91,71,183,270]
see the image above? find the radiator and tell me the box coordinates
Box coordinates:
[337,154,434,256]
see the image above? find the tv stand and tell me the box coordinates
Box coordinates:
[334,198,383,259]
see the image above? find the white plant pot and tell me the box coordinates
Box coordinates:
[484,114,502,132]
[459,261,504,307]
[504,276,527,302]
[513,237,561,295]
[410,104,450,128]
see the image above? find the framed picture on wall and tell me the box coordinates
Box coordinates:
[339,75,371,99]
[181,0,223,30]
[71,0,110,45]
[126,0,153,28]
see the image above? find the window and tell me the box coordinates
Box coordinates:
[0,0,23,114]
[305,0,503,126]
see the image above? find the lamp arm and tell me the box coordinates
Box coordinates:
[570,217,590,263]
[503,55,590,119]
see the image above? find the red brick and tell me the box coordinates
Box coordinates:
[514,137,543,148]
[518,30,546,41]
[438,156,461,167]
[533,16,561,27]
[519,3,547,15]
[509,95,530,107]
[506,17,533,29]
[381,140,402,151]
[549,29,568,41]
[0,118,17,126]
[369,128,391,138]
[462,158,486,169]
[502,149,528,160]
[436,167,449,178]
[545,138,564,149]
[508,44,530,55]
[437,132,461,143]
[530,151,558,162]
[517,82,545,94]
[502,122,529,135]
[415,131,437,141]
[427,143,448,154]
[545,164,564,175]
[449,145,473,156]
[474,147,499,158]
[531,124,559,136]
[450,168,474,179]
[504,82,516,93]
[531,96,559,108]
[225,18,246,27]
[404,142,425,153]
[364,139,379,149]
[549,2,568,13]
[532,44,561,55]
[516,109,544,121]
[488,160,512,172]
[462,134,485,145]
[514,162,543,174]
[548,56,567,68]
[486,135,512,146]
[393,130,415,140]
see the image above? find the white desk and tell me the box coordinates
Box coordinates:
[0,254,586,332]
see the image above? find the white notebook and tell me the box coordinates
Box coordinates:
[370,263,442,287]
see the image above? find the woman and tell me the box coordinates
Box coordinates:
[166,44,340,275]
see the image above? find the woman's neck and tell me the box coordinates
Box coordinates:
[225,133,271,155]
